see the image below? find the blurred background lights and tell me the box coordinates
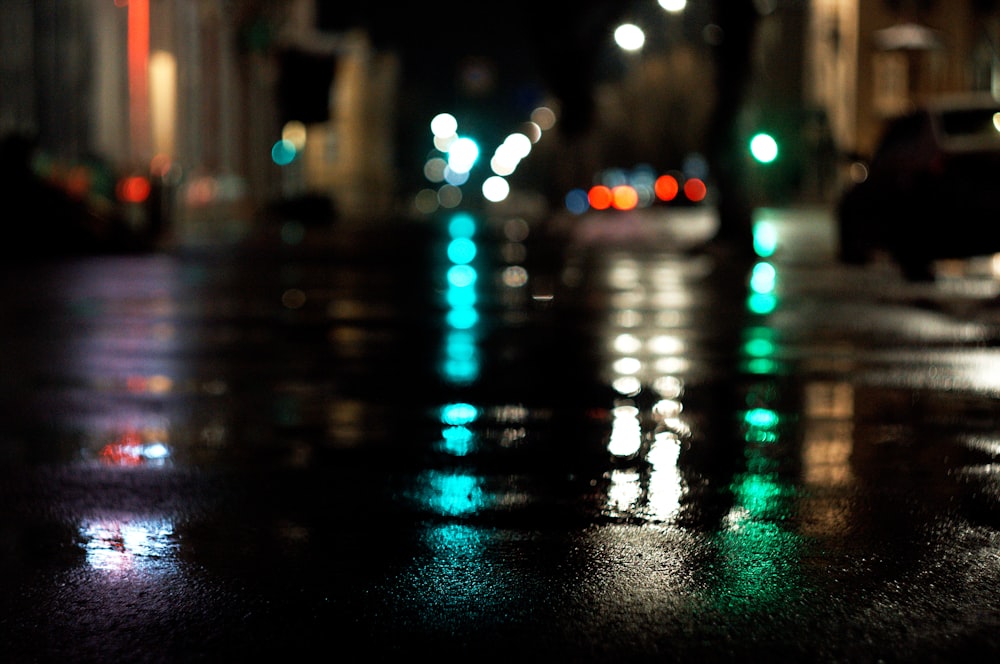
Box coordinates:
[520,121,542,143]
[754,221,779,257]
[611,185,638,210]
[117,175,151,203]
[659,0,688,12]
[530,106,557,131]
[441,402,479,426]
[482,175,510,202]
[424,156,447,182]
[281,120,307,151]
[502,132,532,159]
[447,136,479,173]
[447,237,477,264]
[683,177,707,202]
[434,132,458,152]
[430,112,458,138]
[443,165,470,186]
[614,23,645,51]
[750,132,779,163]
[750,261,777,293]
[447,264,477,288]
[655,174,679,201]
[588,185,613,210]
[271,138,297,166]
[438,184,463,208]
[565,188,589,214]
[448,212,476,238]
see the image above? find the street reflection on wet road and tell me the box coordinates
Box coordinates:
[4,208,1000,660]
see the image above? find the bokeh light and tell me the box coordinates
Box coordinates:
[614,23,646,51]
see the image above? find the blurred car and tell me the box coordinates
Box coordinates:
[837,93,1000,280]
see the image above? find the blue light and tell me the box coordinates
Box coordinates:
[565,188,590,215]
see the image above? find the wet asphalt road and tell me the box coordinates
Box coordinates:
[3,207,1000,662]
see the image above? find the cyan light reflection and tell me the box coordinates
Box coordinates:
[707,369,803,614]
[445,283,477,307]
[714,517,802,610]
[397,523,510,628]
[438,403,479,456]
[742,325,781,375]
[416,470,487,516]
[446,305,479,329]
[441,330,479,383]
[750,261,776,293]
[440,425,475,456]
[440,212,482,384]
[447,236,477,264]
[441,402,479,425]
[753,220,778,257]
[743,407,781,443]
[446,263,477,288]
[79,517,177,575]
[747,261,778,315]
[448,211,476,238]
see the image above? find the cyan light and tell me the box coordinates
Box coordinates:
[447,237,478,264]
[271,139,297,166]
[447,264,477,288]
[441,402,479,426]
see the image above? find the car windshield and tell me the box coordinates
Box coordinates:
[938,108,1000,141]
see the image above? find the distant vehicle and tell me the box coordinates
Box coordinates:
[836,93,1000,280]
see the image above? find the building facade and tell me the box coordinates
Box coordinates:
[807,0,1000,158]
[0,0,397,238]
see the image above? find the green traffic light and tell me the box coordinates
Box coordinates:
[750,133,779,164]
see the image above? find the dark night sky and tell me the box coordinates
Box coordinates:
[315,0,632,137]
[312,0,760,227]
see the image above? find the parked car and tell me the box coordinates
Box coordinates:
[837,93,1000,280]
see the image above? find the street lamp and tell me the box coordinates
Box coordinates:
[658,0,687,13]
[614,23,646,52]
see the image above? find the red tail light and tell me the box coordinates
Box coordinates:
[117,175,151,203]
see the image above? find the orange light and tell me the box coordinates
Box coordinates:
[150,153,172,178]
[588,185,613,210]
[117,175,151,203]
[611,185,639,210]
[684,177,707,202]
[65,166,91,198]
[654,174,679,201]
[127,0,150,159]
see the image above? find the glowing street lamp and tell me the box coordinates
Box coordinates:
[614,23,646,52]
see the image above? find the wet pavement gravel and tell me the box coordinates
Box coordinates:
[3,208,1000,662]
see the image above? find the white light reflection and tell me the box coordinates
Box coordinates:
[644,431,684,520]
[608,404,643,458]
[606,470,642,513]
[97,429,172,467]
[79,516,177,575]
